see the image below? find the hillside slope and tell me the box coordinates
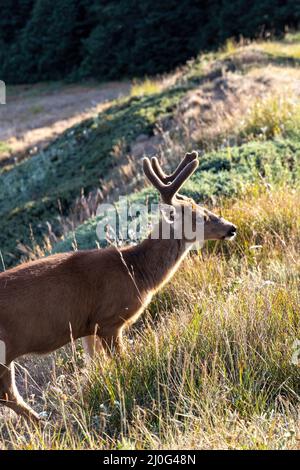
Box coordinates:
[0,35,300,449]
[1,35,300,265]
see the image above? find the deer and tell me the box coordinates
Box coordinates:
[0,151,236,424]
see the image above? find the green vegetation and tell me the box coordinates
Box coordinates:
[52,138,300,254]
[0,141,11,155]
[0,0,299,84]
[0,88,185,265]
[131,79,162,97]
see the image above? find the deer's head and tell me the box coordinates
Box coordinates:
[143,151,237,243]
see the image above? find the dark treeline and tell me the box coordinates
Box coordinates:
[0,0,299,84]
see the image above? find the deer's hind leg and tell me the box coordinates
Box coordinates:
[83,325,124,359]
[0,362,40,424]
[98,328,124,356]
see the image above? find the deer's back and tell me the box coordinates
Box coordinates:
[0,248,149,359]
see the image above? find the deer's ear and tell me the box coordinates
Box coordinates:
[159,203,176,224]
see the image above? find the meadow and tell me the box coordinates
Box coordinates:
[0,34,299,449]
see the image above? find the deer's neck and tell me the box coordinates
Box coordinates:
[125,221,192,293]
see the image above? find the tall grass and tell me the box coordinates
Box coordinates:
[1,186,299,449]
[131,79,162,97]
[0,141,11,156]
[255,34,300,60]
[240,94,300,140]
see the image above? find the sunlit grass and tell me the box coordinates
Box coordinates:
[0,141,10,156]
[131,79,162,97]
[240,93,300,139]
[222,37,239,55]
[255,33,300,60]
[1,186,299,449]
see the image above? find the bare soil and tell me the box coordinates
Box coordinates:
[0,81,131,165]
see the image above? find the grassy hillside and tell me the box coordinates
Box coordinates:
[0,87,185,265]
[51,138,300,254]
[2,34,300,265]
[0,34,300,449]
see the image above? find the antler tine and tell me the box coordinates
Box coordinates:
[167,158,199,199]
[144,153,199,204]
[151,151,198,183]
[151,157,167,181]
[143,158,171,202]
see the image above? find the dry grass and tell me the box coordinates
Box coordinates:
[0,186,299,449]
[177,62,300,150]
[253,33,300,60]
[131,79,162,97]
[240,92,300,139]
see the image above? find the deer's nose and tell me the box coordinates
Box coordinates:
[227,225,237,238]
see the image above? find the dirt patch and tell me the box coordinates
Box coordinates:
[178,72,269,145]
[177,64,300,147]
[0,81,131,165]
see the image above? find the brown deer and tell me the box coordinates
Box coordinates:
[0,151,236,423]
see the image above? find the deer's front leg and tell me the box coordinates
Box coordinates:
[0,363,40,424]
